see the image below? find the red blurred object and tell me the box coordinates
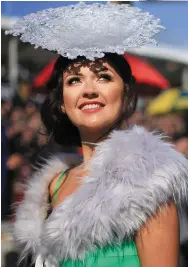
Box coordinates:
[125,55,170,90]
[33,59,56,88]
[32,55,170,94]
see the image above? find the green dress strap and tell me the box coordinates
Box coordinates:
[53,169,69,203]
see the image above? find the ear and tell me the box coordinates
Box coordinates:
[61,105,66,114]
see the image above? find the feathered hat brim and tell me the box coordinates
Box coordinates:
[5,2,165,60]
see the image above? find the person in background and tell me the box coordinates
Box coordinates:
[175,138,188,158]
[12,80,32,107]
[1,126,8,219]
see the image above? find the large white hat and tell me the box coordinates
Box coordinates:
[6,2,164,60]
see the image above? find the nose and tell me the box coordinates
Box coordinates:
[82,83,99,99]
[82,91,99,99]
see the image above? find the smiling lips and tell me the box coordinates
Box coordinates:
[79,102,105,114]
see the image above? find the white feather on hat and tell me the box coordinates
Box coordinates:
[5,2,165,60]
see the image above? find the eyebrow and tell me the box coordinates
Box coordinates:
[64,66,109,78]
[92,66,109,73]
[64,71,82,79]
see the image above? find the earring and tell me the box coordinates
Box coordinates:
[61,105,66,114]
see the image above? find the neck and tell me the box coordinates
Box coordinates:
[81,143,95,166]
[80,120,129,166]
[81,132,108,165]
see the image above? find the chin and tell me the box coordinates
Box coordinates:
[81,123,104,131]
[80,119,114,133]
[74,112,120,133]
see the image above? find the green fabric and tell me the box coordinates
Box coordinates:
[59,240,140,267]
[53,170,68,203]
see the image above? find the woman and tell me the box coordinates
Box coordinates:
[7,3,188,267]
[15,53,187,267]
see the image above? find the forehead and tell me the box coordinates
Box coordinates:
[63,58,115,75]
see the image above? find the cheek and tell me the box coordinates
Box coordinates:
[63,89,77,110]
[62,92,77,126]
[106,85,124,108]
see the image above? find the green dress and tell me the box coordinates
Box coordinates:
[54,171,140,267]
[59,240,140,267]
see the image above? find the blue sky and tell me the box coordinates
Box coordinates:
[1,1,188,48]
[136,2,188,48]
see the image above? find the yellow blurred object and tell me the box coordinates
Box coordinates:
[146,88,188,115]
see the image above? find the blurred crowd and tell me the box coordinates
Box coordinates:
[1,81,49,220]
[129,106,188,156]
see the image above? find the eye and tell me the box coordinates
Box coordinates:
[67,77,81,85]
[98,73,113,82]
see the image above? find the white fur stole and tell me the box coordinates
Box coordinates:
[13,126,188,264]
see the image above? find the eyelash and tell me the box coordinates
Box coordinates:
[99,73,112,81]
[67,73,113,85]
[67,77,80,85]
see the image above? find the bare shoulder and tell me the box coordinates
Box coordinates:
[136,201,179,267]
[137,201,178,234]
[48,165,85,199]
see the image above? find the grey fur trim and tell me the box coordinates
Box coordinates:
[14,126,188,262]
[14,153,81,261]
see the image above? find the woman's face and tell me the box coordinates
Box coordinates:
[62,59,125,135]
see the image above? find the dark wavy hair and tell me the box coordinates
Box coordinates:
[41,53,137,147]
